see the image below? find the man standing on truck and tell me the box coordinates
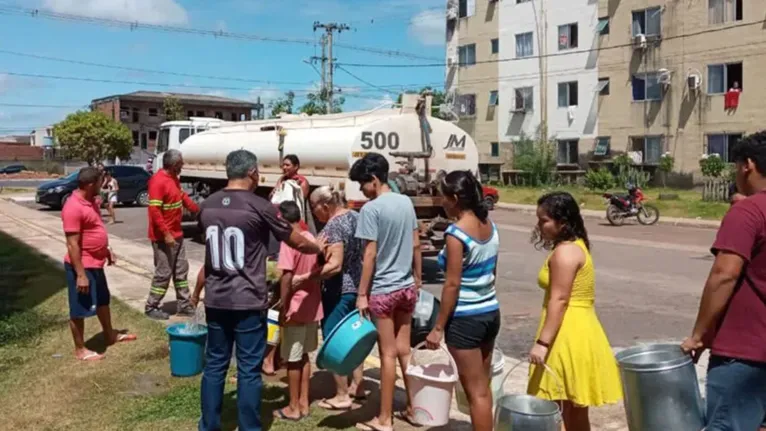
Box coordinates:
[145,149,200,320]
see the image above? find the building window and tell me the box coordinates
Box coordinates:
[132,131,139,147]
[557,140,579,165]
[598,77,610,95]
[594,137,610,156]
[140,133,148,150]
[632,7,662,37]
[515,32,534,58]
[491,38,499,54]
[631,136,663,164]
[457,94,476,116]
[187,110,194,118]
[558,23,578,50]
[196,110,205,117]
[132,107,139,123]
[458,44,476,66]
[231,112,238,121]
[149,131,158,141]
[491,142,499,157]
[489,90,499,106]
[557,81,578,107]
[597,17,610,35]
[458,0,470,18]
[513,87,534,111]
[707,62,743,94]
[120,107,130,121]
[632,73,662,101]
[709,0,742,24]
[214,111,223,119]
[148,108,158,117]
[707,133,742,162]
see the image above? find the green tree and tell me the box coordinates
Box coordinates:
[512,129,558,186]
[268,91,295,118]
[163,95,186,121]
[55,111,133,165]
[397,87,448,119]
[658,152,675,188]
[299,89,345,115]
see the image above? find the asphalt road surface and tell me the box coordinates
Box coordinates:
[23,202,717,359]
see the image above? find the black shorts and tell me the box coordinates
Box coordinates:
[445,309,501,350]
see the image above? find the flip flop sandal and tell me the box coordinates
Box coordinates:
[356,421,393,431]
[78,351,104,362]
[115,333,137,343]
[274,408,303,422]
[394,411,422,427]
[317,399,353,411]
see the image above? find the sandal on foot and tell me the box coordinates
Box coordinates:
[274,408,303,422]
[356,421,393,431]
[78,351,104,362]
[395,411,422,427]
[318,399,353,411]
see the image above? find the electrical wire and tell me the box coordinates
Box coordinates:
[336,66,399,94]
[337,19,766,68]
[0,5,440,61]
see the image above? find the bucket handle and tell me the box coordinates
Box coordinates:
[410,341,459,379]
[498,360,565,417]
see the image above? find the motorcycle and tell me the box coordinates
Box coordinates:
[602,185,660,226]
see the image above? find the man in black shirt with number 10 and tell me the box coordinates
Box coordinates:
[197,149,324,431]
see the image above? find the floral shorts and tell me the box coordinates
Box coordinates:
[369,285,417,319]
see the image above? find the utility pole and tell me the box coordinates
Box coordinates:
[313,21,350,113]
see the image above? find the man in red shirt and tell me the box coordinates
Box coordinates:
[62,167,136,361]
[145,149,200,320]
[683,131,766,430]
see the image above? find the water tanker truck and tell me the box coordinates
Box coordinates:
[156,94,479,256]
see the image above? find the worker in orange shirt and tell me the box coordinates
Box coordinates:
[145,149,200,320]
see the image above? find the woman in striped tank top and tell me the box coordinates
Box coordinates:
[426,170,500,431]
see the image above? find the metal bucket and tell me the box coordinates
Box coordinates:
[494,362,562,431]
[615,343,705,431]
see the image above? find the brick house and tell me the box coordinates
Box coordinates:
[90,91,257,158]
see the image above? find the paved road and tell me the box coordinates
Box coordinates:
[22,202,717,359]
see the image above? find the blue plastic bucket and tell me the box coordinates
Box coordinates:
[316,310,377,375]
[166,323,208,377]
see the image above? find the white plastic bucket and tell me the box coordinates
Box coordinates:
[266,309,280,346]
[406,342,459,427]
[455,347,505,414]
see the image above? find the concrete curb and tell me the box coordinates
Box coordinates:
[496,202,722,230]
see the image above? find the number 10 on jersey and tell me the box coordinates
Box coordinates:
[206,226,246,270]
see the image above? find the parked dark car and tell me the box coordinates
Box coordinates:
[0,164,27,174]
[35,165,150,209]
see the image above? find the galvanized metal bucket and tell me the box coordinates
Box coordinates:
[615,343,705,431]
[494,362,563,431]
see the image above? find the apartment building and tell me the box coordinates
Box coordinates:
[598,0,763,183]
[91,91,257,157]
[446,0,765,183]
[446,0,501,181]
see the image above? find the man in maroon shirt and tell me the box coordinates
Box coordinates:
[682,131,766,430]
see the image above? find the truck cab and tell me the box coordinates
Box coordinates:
[154,117,228,172]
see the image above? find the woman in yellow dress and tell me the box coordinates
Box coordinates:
[527,191,622,431]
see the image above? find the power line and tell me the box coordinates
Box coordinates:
[0,5,440,61]
[336,66,399,94]
[337,19,766,68]
[0,49,313,86]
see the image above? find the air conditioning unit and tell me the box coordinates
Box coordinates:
[658,69,672,86]
[633,34,647,49]
[687,74,701,91]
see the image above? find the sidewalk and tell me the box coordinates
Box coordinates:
[497,202,722,229]
[0,197,712,430]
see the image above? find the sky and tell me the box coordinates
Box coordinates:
[0,0,446,134]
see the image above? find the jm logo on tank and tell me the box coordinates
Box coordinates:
[444,134,466,151]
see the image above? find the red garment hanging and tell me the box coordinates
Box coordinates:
[725,90,740,110]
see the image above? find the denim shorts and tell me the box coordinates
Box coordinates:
[705,355,766,430]
[65,262,110,318]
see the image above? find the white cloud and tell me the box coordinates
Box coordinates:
[42,0,189,25]
[408,10,445,46]
[248,87,285,103]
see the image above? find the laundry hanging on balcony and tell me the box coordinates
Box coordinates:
[724,88,740,110]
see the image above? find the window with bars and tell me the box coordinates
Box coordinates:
[515,32,533,58]
[707,133,742,162]
[557,140,579,165]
